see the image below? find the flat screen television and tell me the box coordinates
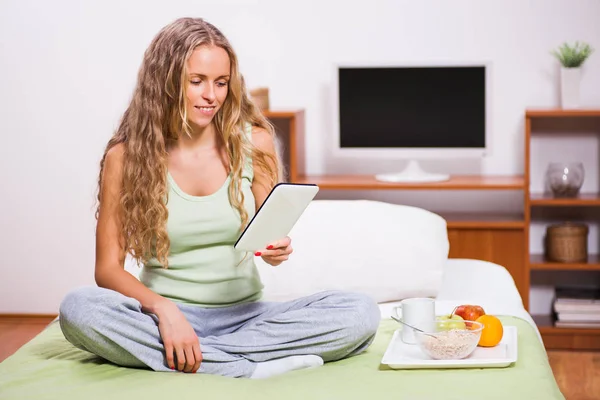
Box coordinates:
[333,64,489,182]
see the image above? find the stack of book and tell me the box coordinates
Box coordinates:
[553,287,600,328]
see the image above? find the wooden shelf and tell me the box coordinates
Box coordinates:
[533,314,600,333]
[530,192,600,206]
[295,174,525,190]
[526,109,600,118]
[530,254,600,270]
[525,109,600,349]
[442,213,525,229]
[263,110,304,119]
[532,314,600,350]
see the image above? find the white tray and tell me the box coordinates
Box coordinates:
[381,325,518,369]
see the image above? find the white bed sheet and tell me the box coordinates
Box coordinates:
[378,258,543,343]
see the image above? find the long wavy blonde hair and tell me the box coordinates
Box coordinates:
[96,17,281,268]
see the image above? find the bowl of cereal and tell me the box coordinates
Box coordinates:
[414,320,483,360]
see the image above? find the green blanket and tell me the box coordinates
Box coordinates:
[0,316,564,400]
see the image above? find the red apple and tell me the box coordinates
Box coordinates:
[454,305,485,321]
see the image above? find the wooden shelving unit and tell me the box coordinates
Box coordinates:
[263,109,528,315]
[266,107,600,350]
[525,109,600,350]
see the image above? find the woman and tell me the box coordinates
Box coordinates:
[59,17,380,379]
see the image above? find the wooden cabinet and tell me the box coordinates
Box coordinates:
[447,228,527,302]
[525,109,600,350]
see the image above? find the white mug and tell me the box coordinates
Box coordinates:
[392,297,436,344]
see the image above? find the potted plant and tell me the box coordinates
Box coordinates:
[551,41,594,109]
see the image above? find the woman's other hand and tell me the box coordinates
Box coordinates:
[154,300,202,373]
[255,236,293,267]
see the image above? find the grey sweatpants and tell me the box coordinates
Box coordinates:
[58,287,381,378]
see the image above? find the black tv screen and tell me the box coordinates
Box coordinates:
[338,66,486,148]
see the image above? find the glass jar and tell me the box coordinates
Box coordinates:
[546,162,584,197]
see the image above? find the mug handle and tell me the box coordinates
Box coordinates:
[392,304,403,320]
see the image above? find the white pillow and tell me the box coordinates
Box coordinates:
[256,200,448,303]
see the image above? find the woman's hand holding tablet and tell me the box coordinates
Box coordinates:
[234,183,319,261]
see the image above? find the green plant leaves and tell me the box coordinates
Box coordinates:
[551,41,594,68]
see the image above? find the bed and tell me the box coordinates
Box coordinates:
[0,201,565,399]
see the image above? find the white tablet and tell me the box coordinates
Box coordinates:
[234,182,319,252]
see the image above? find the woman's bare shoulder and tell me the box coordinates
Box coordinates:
[102,143,126,182]
[106,143,125,162]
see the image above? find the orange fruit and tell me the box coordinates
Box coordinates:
[476,315,503,347]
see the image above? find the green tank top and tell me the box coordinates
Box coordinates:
[139,126,263,307]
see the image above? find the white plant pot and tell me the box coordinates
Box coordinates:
[560,67,581,109]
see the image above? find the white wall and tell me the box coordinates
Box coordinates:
[1,0,599,314]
